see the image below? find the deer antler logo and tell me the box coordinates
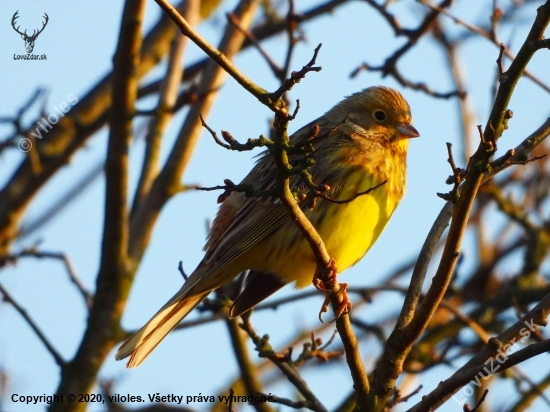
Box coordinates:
[11,11,49,54]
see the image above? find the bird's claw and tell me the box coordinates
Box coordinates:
[318,282,352,323]
[313,259,352,323]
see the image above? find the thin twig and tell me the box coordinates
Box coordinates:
[227,12,283,79]
[419,0,550,93]
[154,0,274,110]
[408,291,550,411]
[225,316,274,412]
[131,2,198,216]
[385,385,423,409]
[463,389,489,412]
[240,317,328,412]
[0,249,93,310]
[0,285,65,367]
[496,43,506,81]
[352,0,463,99]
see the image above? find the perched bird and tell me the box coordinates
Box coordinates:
[116,86,419,368]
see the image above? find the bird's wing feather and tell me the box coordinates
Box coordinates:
[229,270,287,318]
[196,116,336,286]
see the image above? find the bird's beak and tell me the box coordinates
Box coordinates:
[397,123,420,138]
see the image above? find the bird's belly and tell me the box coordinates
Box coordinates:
[255,177,400,289]
[319,192,390,273]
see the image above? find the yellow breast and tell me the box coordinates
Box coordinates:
[250,166,402,289]
[316,170,398,272]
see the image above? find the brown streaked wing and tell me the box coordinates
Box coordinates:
[198,116,335,283]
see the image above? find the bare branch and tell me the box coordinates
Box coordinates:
[463,389,489,412]
[154,0,273,108]
[408,291,550,410]
[419,0,550,93]
[0,249,92,310]
[240,316,328,412]
[0,285,65,368]
[225,316,274,412]
[227,12,284,79]
[131,1,198,216]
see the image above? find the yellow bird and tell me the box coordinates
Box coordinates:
[116,86,419,367]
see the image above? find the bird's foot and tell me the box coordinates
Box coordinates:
[312,258,339,291]
[313,259,352,323]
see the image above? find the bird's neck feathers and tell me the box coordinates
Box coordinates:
[326,131,408,202]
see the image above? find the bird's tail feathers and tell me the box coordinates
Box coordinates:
[116,291,208,368]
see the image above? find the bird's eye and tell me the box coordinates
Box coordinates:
[373,110,387,122]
